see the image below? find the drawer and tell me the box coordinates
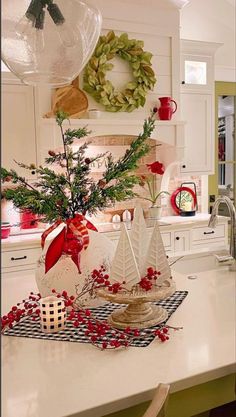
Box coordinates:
[2,247,41,269]
[161,232,172,248]
[192,239,227,250]
[192,224,225,241]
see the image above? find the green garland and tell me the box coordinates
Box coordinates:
[83,31,156,113]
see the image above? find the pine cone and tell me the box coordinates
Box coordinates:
[56,200,63,206]
[98,179,106,189]
[4,176,12,182]
[48,150,56,157]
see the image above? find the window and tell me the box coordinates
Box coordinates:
[184,60,207,85]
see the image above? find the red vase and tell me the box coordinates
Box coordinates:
[20,210,38,229]
[158,97,177,120]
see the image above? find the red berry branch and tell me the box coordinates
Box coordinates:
[1,266,183,350]
[1,292,42,330]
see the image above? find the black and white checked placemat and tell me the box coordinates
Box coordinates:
[3,291,188,347]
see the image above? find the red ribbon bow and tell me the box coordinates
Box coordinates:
[41,215,97,274]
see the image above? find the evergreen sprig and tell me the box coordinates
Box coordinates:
[1,111,156,222]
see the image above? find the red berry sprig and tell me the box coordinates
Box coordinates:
[139,267,161,291]
[1,292,41,331]
[154,327,170,342]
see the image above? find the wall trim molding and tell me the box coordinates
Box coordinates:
[215,65,236,82]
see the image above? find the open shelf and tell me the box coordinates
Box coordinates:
[41,118,185,147]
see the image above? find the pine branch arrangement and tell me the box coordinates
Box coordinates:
[1,111,156,223]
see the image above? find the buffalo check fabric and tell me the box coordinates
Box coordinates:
[3,291,188,347]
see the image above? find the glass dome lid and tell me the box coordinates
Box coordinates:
[1,0,102,86]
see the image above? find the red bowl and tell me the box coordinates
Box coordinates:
[1,225,11,239]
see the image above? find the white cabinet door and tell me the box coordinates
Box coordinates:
[180,53,213,94]
[1,84,37,180]
[180,93,213,174]
[174,230,190,252]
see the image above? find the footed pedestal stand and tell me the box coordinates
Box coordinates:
[98,279,176,330]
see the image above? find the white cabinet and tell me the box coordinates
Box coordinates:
[2,217,228,275]
[174,230,190,252]
[1,83,37,180]
[191,223,227,249]
[180,40,221,175]
[2,247,41,272]
[180,53,213,94]
[180,93,213,173]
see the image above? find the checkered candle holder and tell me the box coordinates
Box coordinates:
[39,296,66,334]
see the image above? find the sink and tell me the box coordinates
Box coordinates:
[170,252,232,274]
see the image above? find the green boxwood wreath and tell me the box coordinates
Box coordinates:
[83,31,157,112]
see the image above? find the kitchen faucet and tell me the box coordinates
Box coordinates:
[208,196,236,269]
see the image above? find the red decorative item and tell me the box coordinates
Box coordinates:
[1,222,11,239]
[170,187,197,215]
[158,97,177,120]
[20,210,38,229]
[42,214,98,274]
[45,227,66,274]
[41,220,62,249]
[146,161,164,175]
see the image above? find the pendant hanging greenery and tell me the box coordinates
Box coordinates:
[83,30,156,112]
[1,111,156,223]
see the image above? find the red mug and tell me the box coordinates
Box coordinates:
[158,97,177,120]
[20,210,38,229]
[1,222,11,239]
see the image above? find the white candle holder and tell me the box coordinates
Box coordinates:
[39,296,66,333]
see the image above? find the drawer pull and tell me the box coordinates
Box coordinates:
[203,231,215,235]
[11,256,27,261]
[175,236,180,240]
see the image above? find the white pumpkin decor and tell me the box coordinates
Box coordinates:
[35,230,115,306]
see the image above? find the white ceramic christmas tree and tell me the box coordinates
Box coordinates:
[144,221,172,285]
[98,215,175,330]
[130,204,148,275]
[110,223,140,290]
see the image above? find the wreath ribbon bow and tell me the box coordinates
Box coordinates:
[41,215,97,274]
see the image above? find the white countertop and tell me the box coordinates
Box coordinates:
[2,262,236,417]
[1,214,228,250]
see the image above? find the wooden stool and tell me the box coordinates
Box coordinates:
[142,384,170,417]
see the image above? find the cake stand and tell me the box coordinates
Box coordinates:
[98,279,176,330]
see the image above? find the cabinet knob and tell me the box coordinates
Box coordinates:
[181,81,185,84]
[182,164,186,169]
[175,236,180,240]
[31,170,36,175]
